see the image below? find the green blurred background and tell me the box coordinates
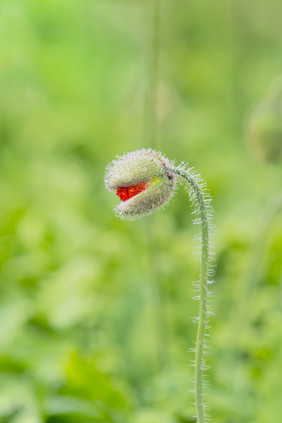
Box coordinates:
[0,1,282,422]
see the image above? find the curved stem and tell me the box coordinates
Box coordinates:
[171,166,213,423]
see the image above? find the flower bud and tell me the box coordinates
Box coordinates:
[105,149,176,220]
[247,103,282,163]
[247,76,282,163]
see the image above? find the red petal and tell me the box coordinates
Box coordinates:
[116,181,148,201]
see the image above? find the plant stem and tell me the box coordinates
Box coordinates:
[145,0,165,370]
[171,166,212,423]
[235,192,282,348]
[146,0,161,149]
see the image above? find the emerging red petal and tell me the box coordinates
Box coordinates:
[116,181,149,201]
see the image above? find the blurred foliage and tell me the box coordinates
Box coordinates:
[0,0,282,422]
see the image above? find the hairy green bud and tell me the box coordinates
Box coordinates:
[105,149,176,220]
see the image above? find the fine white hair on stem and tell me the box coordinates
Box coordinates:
[170,163,215,423]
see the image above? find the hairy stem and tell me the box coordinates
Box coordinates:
[171,166,212,423]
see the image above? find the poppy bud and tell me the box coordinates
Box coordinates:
[105,149,176,220]
[247,76,282,163]
[247,103,282,163]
